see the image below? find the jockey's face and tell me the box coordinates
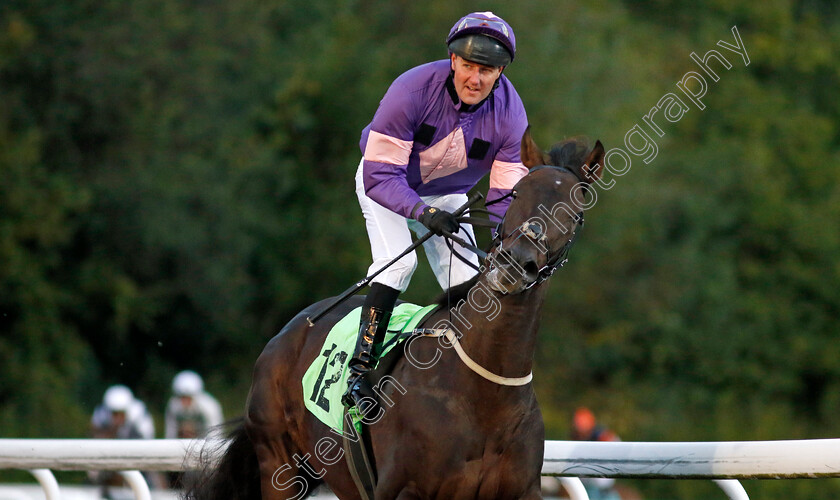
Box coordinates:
[450,54,503,105]
[111,410,126,427]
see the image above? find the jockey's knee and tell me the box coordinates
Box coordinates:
[372,255,418,292]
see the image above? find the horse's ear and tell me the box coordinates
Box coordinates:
[520,126,548,168]
[581,140,605,183]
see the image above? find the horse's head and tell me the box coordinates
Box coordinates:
[486,128,605,294]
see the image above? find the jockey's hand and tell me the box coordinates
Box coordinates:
[418,206,460,237]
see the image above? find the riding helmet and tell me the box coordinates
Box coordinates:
[104,385,134,412]
[173,370,204,397]
[446,12,516,67]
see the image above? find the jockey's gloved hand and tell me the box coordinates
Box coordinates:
[417,206,460,237]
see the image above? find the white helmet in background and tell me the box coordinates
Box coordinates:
[173,370,204,397]
[103,385,134,412]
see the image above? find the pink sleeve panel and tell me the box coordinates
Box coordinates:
[364,130,413,166]
[489,159,529,190]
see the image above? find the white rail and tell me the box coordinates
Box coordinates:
[542,439,840,479]
[0,439,205,471]
[1,438,839,499]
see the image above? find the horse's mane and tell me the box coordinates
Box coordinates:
[547,137,593,172]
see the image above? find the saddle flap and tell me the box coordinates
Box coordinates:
[301,303,439,432]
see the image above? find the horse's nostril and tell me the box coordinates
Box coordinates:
[522,260,540,281]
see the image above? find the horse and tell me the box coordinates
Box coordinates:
[185,128,605,500]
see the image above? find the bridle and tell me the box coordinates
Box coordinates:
[490,165,586,288]
[420,165,587,385]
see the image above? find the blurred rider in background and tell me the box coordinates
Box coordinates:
[164,370,223,439]
[571,407,622,500]
[90,384,155,440]
[164,370,224,488]
[89,384,163,496]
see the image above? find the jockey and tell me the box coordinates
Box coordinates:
[344,12,529,409]
[165,370,224,439]
[89,385,164,492]
[91,384,155,439]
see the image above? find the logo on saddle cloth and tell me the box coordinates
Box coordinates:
[302,303,436,432]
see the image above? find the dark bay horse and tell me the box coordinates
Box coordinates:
[186,129,605,500]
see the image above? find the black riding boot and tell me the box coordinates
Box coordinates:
[342,284,399,409]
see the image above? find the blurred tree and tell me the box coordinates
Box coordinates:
[0,8,94,436]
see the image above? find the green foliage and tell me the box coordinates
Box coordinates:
[2,1,840,497]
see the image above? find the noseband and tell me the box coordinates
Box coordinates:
[491,165,586,288]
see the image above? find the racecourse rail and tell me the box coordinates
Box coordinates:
[2,438,840,500]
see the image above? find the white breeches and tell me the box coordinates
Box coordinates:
[355,159,480,292]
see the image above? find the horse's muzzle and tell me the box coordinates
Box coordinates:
[485,247,540,294]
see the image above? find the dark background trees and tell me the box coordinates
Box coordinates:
[2,1,839,497]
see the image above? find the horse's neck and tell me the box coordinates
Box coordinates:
[444,278,547,379]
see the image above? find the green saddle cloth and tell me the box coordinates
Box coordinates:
[302,303,436,432]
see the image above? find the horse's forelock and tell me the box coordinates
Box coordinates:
[548,137,592,171]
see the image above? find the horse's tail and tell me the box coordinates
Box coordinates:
[183,419,261,500]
